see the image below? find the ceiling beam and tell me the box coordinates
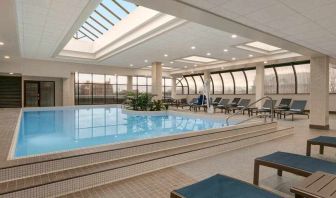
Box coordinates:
[127,0,323,57]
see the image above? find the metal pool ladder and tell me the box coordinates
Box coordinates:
[226,96,274,126]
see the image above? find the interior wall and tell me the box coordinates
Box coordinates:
[22,76,63,107]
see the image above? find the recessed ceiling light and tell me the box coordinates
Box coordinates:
[194,64,198,67]
[9,72,14,75]
[191,46,196,50]
[0,42,4,46]
[231,34,237,38]
[232,57,236,61]
[4,56,10,59]
[206,52,211,56]
[249,54,254,57]
[264,61,268,64]
[184,66,188,68]
[246,41,281,52]
[164,54,168,57]
[130,64,134,67]
[144,59,148,63]
[181,56,218,63]
[223,49,228,52]
[170,61,174,64]
[162,63,165,66]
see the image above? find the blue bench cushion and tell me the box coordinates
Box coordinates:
[173,174,281,198]
[309,136,336,145]
[257,152,336,174]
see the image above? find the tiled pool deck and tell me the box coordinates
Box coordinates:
[0,108,335,197]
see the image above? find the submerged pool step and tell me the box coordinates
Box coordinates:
[0,124,293,197]
[0,122,277,182]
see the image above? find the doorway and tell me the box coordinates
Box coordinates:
[24,81,55,107]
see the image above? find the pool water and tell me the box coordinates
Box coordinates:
[14,107,229,157]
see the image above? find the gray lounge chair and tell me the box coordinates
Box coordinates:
[307,136,336,156]
[214,99,230,113]
[212,97,222,106]
[177,98,197,109]
[282,100,308,121]
[228,99,251,114]
[251,100,277,116]
[171,174,281,198]
[275,98,292,110]
[229,97,241,107]
[253,151,336,185]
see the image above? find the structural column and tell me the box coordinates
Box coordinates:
[152,62,162,100]
[203,71,211,94]
[63,73,75,106]
[127,75,133,92]
[171,76,176,99]
[310,56,329,129]
[255,64,265,108]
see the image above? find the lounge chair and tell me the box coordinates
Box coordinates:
[214,99,230,113]
[177,98,196,109]
[211,97,222,106]
[171,174,281,198]
[275,98,291,110]
[228,97,241,107]
[250,100,277,116]
[281,100,308,121]
[306,136,336,156]
[228,99,251,114]
[191,97,212,112]
[253,151,336,185]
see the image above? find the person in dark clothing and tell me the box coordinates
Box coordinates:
[197,91,206,105]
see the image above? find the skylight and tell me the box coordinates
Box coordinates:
[245,41,281,52]
[73,0,138,41]
[181,56,218,63]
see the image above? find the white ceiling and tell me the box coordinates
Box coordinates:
[16,0,91,58]
[180,0,336,58]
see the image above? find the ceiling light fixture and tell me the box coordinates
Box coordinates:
[249,54,254,57]
[231,34,237,38]
[170,61,174,64]
[191,46,196,50]
[162,63,165,66]
[232,57,236,61]
[264,61,268,64]
[0,42,4,46]
[4,56,10,59]
[194,64,198,67]
[180,56,218,63]
[164,54,168,57]
[9,72,14,75]
[206,52,211,56]
[144,60,148,63]
[130,64,134,67]
[223,49,228,52]
[184,66,188,68]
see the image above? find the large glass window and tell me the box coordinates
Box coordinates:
[264,68,277,94]
[245,70,256,94]
[210,74,223,94]
[176,78,183,95]
[330,66,336,93]
[193,75,204,93]
[276,66,295,94]
[75,73,128,105]
[295,64,310,93]
[132,76,152,94]
[181,77,189,94]
[221,73,234,94]
[232,71,246,94]
[162,77,172,98]
[185,76,196,94]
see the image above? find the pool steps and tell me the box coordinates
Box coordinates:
[0,122,293,197]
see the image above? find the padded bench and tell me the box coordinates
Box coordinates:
[171,174,281,198]
[253,152,336,185]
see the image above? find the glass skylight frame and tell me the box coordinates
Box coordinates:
[180,56,218,63]
[73,0,138,41]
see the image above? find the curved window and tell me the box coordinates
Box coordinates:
[221,73,234,94]
[181,77,189,94]
[245,70,256,94]
[276,66,295,94]
[176,78,183,95]
[193,75,204,93]
[295,64,310,93]
[185,76,196,94]
[211,74,223,94]
[232,71,246,94]
[264,68,277,94]
[162,78,172,98]
[330,66,336,93]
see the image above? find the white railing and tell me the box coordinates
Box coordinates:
[226,96,274,126]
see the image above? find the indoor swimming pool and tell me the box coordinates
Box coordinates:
[14,107,232,157]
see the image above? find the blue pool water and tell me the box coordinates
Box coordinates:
[14,107,230,157]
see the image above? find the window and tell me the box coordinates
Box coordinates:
[245,70,256,94]
[176,78,183,95]
[193,75,204,93]
[162,78,172,98]
[330,66,336,93]
[295,64,310,93]
[264,68,277,94]
[185,76,196,94]
[132,76,152,94]
[275,66,295,94]
[75,73,128,105]
[221,73,234,94]
[210,74,223,94]
[181,77,189,94]
[232,71,246,94]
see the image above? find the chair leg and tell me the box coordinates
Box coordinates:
[253,161,260,185]
[306,142,312,156]
[320,145,324,155]
[277,169,283,176]
[292,114,294,121]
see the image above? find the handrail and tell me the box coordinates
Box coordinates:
[226,96,274,126]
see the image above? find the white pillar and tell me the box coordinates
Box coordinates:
[310,56,329,129]
[127,75,133,92]
[63,73,75,106]
[204,70,211,94]
[171,76,176,99]
[255,64,265,108]
[152,62,162,100]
